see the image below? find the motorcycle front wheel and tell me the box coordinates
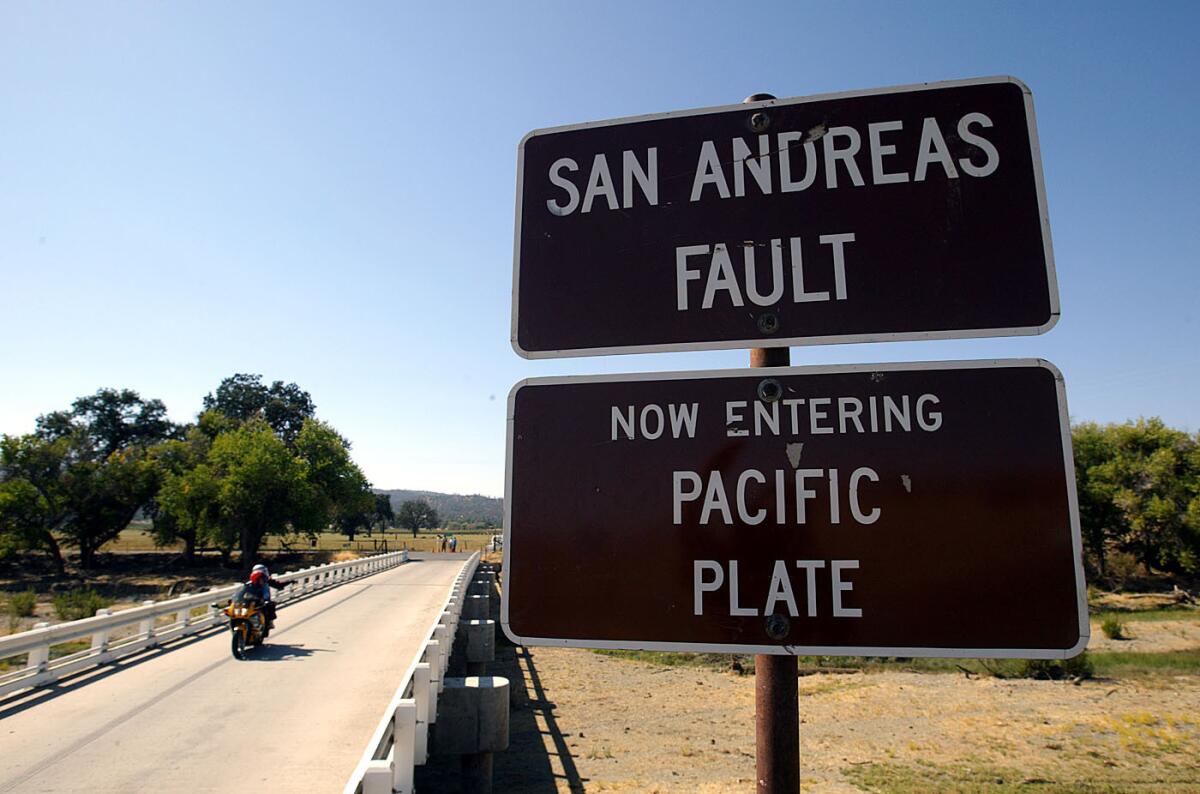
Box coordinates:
[231,625,247,660]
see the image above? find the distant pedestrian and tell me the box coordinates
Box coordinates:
[439,534,447,553]
[449,535,458,553]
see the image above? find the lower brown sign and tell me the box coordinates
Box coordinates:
[502,359,1087,658]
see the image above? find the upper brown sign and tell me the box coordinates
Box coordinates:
[512,77,1058,358]
[502,360,1087,657]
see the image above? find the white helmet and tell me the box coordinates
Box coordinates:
[252,564,268,574]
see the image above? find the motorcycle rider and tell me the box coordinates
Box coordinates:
[247,563,285,629]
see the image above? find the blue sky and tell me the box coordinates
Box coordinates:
[1,1,1197,497]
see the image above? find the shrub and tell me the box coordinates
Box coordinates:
[6,589,37,618]
[1105,551,1144,590]
[52,589,114,622]
[1021,652,1094,680]
[1101,616,1127,640]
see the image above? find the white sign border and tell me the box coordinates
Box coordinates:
[511,75,1060,359]
[501,358,1089,659]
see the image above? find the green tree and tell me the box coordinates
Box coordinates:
[1075,419,1200,575]
[335,487,375,542]
[294,419,374,540]
[396,499,439,538]
[195,408,240,441]
[60,444,158,568]
[207,419,318,567]
[31,389,175,568]
[0,434,72,572]
[372,493,395,533]
[158,463,224,561]
[1073,422,1123,575]
[202,374,315,446]
[38,389,177,459]
[0,478,53,562]
[150,427,219,562]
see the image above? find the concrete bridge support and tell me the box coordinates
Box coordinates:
[436,676,510,794]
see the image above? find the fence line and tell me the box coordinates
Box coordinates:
[0,550,409,698]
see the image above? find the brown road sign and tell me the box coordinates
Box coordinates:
[512,76,1058,358]
[501,359,1087,658]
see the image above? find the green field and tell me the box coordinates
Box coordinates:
[100,525,499,555]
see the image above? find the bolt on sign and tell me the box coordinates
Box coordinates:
[512,76,1058,358]
[501,360,1087,657]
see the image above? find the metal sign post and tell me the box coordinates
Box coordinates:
[752,336,800,792]
[745,87,800,793]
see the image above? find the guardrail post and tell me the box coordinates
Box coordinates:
[362,761,392,794]
[424,640,441,722]
[207,587,224,621]
[138,600,157,647]
[176,603,192,636]
[393,698,417,793]
[436,624,451,684]
[90,608,113,655]
[26,623,50,673]
[413,662,432,764]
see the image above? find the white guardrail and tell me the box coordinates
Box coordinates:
[346,551,481,794]
[0,550,409,698]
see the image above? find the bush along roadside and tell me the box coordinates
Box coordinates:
[5,589,37,618]
[52,588,114,621]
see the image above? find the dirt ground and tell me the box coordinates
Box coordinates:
[416,589,1200,793]
[476,645,1199,793]
[1087,618,1200,653]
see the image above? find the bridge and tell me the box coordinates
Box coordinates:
[0,551,501,793]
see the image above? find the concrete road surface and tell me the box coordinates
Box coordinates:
[0,556,470,792]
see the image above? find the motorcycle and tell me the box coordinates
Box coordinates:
[219,585,270,660]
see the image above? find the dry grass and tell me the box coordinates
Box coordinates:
[516,646,1200,792]
[99,527,499,555]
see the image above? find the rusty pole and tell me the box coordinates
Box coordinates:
[745,92,800,793]
[752,341,800,794]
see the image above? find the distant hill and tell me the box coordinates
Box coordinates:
[377,489,503,527]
